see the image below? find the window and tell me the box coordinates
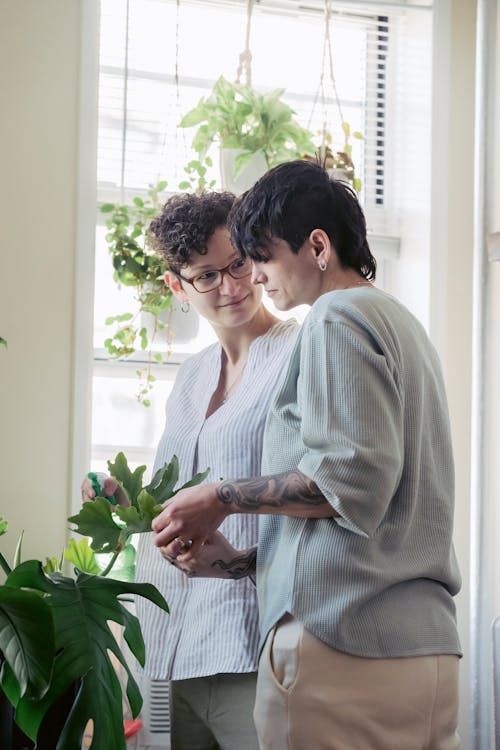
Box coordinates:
[90,0,434,475]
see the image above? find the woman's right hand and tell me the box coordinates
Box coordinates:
[80,475,129,506]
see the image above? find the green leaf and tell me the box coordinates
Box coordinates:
[4,561,169,748]
[0,518,7,536]
[13,529,24,568]
[107,453,146,508]
[64,538,100,575]
[0,584,54,700]
[100,203,115,213]
[176,468,211,492]
[95,542,136,582]
[145,456,179,503]
[43,556,61,574]
[114,493,162,534]
[67,498,123,553]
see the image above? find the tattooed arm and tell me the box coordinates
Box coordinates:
[217,470,338,517]
[159,531,257,580]
[151,470,338,553]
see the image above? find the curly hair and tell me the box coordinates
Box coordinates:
[228,160,376,281]
[148,191,236,273]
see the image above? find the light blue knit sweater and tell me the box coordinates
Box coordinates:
[258,286,462,658]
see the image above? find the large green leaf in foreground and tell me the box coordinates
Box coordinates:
[1,560,169,750]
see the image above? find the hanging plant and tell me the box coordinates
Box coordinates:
[100,161,215,406]
[179,75,316,181]
[306,0,364,192]
[100,181,172,407]
[308,121,364,192]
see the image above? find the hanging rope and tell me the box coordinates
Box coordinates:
[120,0,131,204]
[307,0,344,151]
[235,0,254,87]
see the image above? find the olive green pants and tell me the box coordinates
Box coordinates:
[170,672,259,750]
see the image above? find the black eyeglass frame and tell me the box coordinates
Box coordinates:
[177,257,252,293]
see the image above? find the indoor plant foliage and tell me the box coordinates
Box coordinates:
[179,75,316,181]
[0,453,206,749]
[68,452,209,569]
[308,121,363,192]
[100,182,172,407]
[0,523,168,750]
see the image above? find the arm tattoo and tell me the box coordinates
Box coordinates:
[212,547,257,579]
[216,470,326,511]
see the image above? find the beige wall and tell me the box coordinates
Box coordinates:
[0,1,80,565]
[442,0,476,743]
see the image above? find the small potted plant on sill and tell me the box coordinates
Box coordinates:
[0,452,208,750]
[179,75,316,195]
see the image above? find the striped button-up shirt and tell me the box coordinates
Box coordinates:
[136,319,298,680]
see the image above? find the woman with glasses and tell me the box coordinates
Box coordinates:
[83,191,297,750]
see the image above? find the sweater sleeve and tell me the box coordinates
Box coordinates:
[296,315,404,537]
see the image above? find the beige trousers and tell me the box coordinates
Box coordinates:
[254,614,460,750]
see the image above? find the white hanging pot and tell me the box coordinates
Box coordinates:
[327,167,353,185]
[219,148,268,195]
[141,301,200,347]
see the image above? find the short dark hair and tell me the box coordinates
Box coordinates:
[149,191,236,273]
[228,160,376,280]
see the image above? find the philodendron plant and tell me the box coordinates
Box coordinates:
[0,453,207,750]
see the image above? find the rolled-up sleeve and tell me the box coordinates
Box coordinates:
[296,316,404,537]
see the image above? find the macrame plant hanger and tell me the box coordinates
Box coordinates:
[308,0,347,162]
[235,0,255,87]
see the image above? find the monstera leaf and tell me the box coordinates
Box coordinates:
[0,586,54,700]
[0,560,169,750]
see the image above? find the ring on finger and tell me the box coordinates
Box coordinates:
[175,537,193,552]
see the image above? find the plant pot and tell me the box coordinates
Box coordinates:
[141,301,200,348]
[327,167,353,185]
[219,148,268,195]
[0,681,81,750]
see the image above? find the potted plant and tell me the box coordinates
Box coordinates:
[100,161,213,406]
[100,181,173,407]
[179,75,316,194]
[306,121,364,193]
[0,452,207,749]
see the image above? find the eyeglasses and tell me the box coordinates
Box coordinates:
[178,257,252,293]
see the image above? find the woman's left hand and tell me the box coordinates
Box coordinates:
[159,531,251,579]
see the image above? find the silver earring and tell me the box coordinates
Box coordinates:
[318,259,327,272]
[180,301,190,314]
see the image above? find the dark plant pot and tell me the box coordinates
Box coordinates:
[0,682,81,750]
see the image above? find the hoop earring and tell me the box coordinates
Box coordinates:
[318,259,327,272]
[180,301,190,314]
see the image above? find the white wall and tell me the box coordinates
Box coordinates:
[0,1,80,565]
